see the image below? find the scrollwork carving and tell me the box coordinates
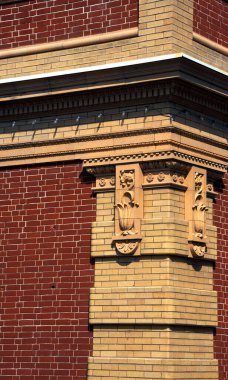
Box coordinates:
[192,172,208,239]
[187,167,208,259]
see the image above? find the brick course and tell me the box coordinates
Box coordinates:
[193,0,228,47]
[214,172,228,380]
[0,0,138,50]
[0,162,96,380]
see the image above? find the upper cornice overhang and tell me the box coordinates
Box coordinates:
[0,53,226,171]
[0,53,227,102]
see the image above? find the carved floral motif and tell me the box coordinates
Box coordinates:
[116,171,138,236]
[116,192,139,236]
[144,169,186,187]
[157,172,165,182]
[99,178,106,187]
[172,174,178,182]
[172,173,185,184]
[146,173,154,183]
[110,177,115,186]
[179,176,185,184]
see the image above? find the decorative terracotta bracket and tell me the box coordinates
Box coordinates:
[186,166,208,258]
[112,163,143,255]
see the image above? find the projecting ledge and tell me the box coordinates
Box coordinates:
[88,357,218,380]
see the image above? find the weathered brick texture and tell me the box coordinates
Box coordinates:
[193,0,228,47]
[214,172,228,380]
[0,0,138,50]
[0,162,95,380]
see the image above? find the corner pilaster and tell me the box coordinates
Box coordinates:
[85,158,222,380]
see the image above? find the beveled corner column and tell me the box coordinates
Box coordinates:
[86,159,220,380]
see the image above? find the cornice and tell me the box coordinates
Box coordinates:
[0,55,226,170]
[142,159,191,173]
[0,140,225,172]
[0,126,226,155]
[83,150,227,172]
[0,144,226,172]
[0,79,227,123]
[0,80,174,117]
[0,55,227,103]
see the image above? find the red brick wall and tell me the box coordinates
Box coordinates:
[0,0,138,50]
[193,0,228,47]
[0,162,95,380]
[214,172,228,380]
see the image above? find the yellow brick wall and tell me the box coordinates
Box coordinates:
[93,326,214,360]
[141,219,189,256]
[90,286,217,326]
[96,192,115,222]
[94,256,214,290]
[169,257,213,290]
[144,188,185,219]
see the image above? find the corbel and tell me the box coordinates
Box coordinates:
[142,160,188,189]
[86,165,115,193]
